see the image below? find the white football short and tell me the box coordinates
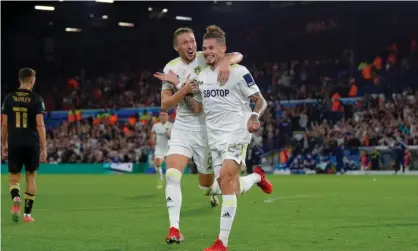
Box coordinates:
[210,142,248,179]
[154,146,168,160]
[166,128,213,174]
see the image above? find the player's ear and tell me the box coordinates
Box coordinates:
[173,44,178,52]
[221,45,227,54]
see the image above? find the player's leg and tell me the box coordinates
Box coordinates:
[205,159,240,251]
[191,131,220,207]
[24,171,36,222]
[23,147,39,222]
[198,172,220,207]
[8,148,23,222]
[164,128,193,244]
[154,156,164,189]
[165,153,189,243]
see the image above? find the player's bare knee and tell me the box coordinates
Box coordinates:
[166,154,188,173]
[198,173,214,187]
[9,173,20,185]
[219,169,235,192]
[155,158,163,167]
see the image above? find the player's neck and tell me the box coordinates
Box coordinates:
[180,55,195,65]
[210,58,223,70]
[18,84,32,91]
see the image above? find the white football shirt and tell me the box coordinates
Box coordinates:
[152,122,173,150]
[195,64,260,146]
[161,52,206,131]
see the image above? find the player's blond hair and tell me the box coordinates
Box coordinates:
[203,25,226,45]
[173,27,194,46]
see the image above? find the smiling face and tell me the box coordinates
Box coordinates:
[202,38,226,67]
[174,31,197,63]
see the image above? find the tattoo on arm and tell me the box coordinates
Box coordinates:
[184,95,201,113]
[249,92,267,118]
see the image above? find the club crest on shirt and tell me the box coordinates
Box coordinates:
[194,66,201,75]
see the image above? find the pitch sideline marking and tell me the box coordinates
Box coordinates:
[263,194,325,203]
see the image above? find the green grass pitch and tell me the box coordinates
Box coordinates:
[2,175,418,251]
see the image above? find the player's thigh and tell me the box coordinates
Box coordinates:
[166,154,189,173]
[24,147,40,173]
[221,143,248,170]
[166,128,193,172]
[7,147,24,174]
[189,131,215,176]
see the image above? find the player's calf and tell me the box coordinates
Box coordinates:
[24,171,36,221]
[9,174,21,222]
[155,158,164,189]
[164,154,189,242]
[216,160,240,248]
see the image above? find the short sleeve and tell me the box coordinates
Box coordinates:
[236,66,260,98]
[35,97,46,115]
[151,124,156,133]
[1,95,12,115]
[161,65,176,92]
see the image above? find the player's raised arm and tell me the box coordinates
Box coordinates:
[35,98,47,163]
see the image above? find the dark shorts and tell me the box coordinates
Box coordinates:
[8,146,40,174]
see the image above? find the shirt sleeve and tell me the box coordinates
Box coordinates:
[35,97,46,115]
[161,65,176,91]
[236,66,260,98]
[151,124,156,133]
[1,95,11,115]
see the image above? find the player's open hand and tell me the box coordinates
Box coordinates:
[247,114,261,133]
[154,70,179,85]
[218,60,231,85]
[40,150,47,163]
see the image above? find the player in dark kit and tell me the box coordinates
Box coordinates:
[1,68,47,223]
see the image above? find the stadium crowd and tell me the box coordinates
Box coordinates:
[33,39,418,164]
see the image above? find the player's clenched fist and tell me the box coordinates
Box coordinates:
[247,114,261,133]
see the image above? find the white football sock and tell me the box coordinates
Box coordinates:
[219,194,237,247]
[155,166,164,181]
[165,168,182,229]
[199,179,222,195]
[239,173,261,194]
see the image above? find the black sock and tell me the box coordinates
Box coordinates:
[10,183,20,200]
[24,193,35,215]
